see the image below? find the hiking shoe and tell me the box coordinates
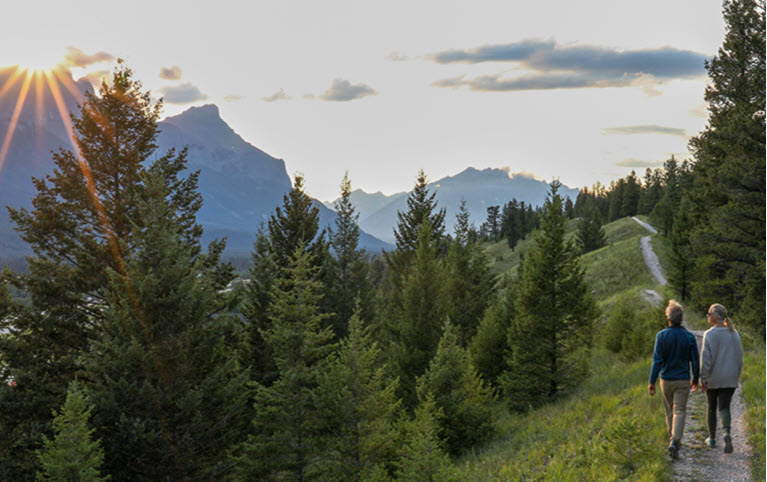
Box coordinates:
[705,437,715,448]
[668,441,679,460]
[724,435,733,454]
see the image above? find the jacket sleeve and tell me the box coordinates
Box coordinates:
[700,331,711,383]
[649,332,664,384]
[690,332,700,384]
[735,331,743,379]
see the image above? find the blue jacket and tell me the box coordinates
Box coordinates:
[649,326,699,385]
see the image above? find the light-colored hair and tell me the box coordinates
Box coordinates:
[666,299,684,326]
[709,303,734,332]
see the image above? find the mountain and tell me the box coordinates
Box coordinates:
[155,105,392,253]
[329,168,580,244]
[0,67,92,257]
[0,69,392,258]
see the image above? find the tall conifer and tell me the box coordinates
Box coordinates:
[502,182,598,410]
[239,247,335,480]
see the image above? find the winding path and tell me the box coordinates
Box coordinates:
[631,217,752,481]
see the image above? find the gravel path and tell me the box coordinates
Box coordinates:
[672,331,752,481]
[631,217,753,481]
[631,217,667,286]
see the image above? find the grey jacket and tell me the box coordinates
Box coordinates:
[700,326,743,389]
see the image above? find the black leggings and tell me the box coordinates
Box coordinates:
[706,387,736,438]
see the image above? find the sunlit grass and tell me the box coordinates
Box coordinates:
[740,347,765,481]
[452,349,670,481]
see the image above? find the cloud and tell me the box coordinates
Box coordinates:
[428,39,707,93]
[616,158,665,168]
[386,51,410,62]
[319,79,378,102]
[224,94,244,102]
[602,125,687,137]
[262,88,291,102]
[158,83,208,104]
[63,46,114,68]
[159,65,182,80]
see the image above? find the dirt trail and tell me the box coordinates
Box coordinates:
[631,217,753,481]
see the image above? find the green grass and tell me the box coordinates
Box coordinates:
[740,346,765,481]
[581,236,656,304]
[452,349,669,481]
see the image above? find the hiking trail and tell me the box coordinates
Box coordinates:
[631,217,753,481]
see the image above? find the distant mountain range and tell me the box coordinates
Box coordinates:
[0,68,391,258]
[1,66,581,260]
[326,168,579,244]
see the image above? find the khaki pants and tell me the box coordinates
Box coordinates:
[660,379,691,443]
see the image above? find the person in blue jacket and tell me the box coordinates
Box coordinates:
[647,299,699,460]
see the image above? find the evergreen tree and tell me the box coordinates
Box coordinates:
[470,276,516,388]
[314,307,401,480]
[86,171,248,480]
[390,223,448,410]
[416,321,495,455]
[576,206,606,254]
[620,170,641,217]
[241,226,278,386]
[36,381,107,481]
[394,397,451,482]
[328,173,371,340]
[484,205,501,241]
[392,170,446,254]
[445,202,496,346]
[267,174,327,269]
[239,247,336,480]
[502,182,598,411]
[685,0,765,333]
[2,62,222,479]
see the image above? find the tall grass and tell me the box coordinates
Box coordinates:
[452,349,669,481]
[740,346,765,480]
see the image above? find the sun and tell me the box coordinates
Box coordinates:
[7,49,66,74]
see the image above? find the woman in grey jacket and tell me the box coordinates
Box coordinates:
[700,303,743,454]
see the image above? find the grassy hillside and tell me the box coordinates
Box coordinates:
[465,216,765,480]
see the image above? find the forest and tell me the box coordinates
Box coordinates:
[0,0,764,480]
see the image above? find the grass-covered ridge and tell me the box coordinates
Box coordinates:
[467,216,764,480]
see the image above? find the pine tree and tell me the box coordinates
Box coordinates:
[392,170,446,254]
[314,307,401,480]
[685,0,765,333]
[2,62,221,478]
[390,222,449,410]
[36,381,107,481]
[470,277,516,388]
[576,206,606,254]
[445,202,496,346]
[86,172,248,480]
[267,173,327,269]
[327,173,371,340]
[416,321,495,455]
[394,397,451,482]
[239,247,336,480]
[241,226,278,386]
[502,181,598,410]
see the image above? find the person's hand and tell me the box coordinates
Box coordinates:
[691,382,699,393]
[648,384,655,396]
[701,381,708,393]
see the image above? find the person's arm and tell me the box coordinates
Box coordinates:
[690,332,700,387]
[700,331,711,388]
[648,332,664,395]
[735,331,743,379]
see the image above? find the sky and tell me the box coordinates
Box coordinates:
[1,0,727,201]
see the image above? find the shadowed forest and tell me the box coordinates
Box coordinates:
[0,0,764,480]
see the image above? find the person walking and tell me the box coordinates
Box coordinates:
[700,303,743,454]
[648,299,700,460]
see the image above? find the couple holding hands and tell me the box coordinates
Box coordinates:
[647,300,743,460]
